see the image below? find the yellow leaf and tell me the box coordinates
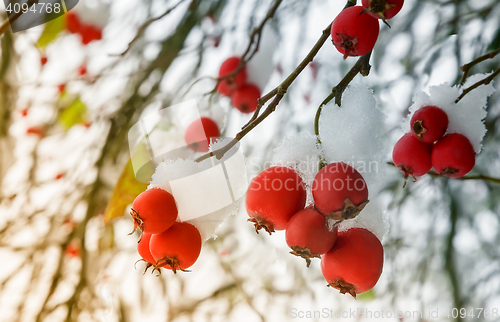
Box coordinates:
[104,159,148,223]
[37,14,66,48]
[58,97,86,130]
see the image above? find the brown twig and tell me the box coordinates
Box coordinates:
[194,21,333,163]
[118,0,190,56]
[460,47,500,85]
[0,0,38,37]
[455,68,500,103]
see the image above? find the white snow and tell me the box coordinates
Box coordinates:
[272,85,390,241]
[402,73,496,153]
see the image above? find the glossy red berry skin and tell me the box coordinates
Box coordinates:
[246,166,307,234]
[312,162,369,221]
[231,83,261,113]
[217,57,247,96]
[137,232,155,265]
[286,208,338,267]
[149,222,202,273]
[331,6,380,59]
[184,117,220,152]
[362,0,404,20]
[66,12,80,34]
[131,188,178,235]
[410,105,448,143]
[432,133,475,178]
[321,228,383,298]
[392,133,433,178]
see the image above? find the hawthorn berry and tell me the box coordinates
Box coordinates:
[217,57,247,96]
[184,117,220,152]
[286,208,338,267]
[41,56,48,66]
[58,84,66,94]
[80,24,102,45]
[321,228,383,298]
[136,232,155,273]
[246,166,306,234]
[26,126,45,138]
[312,162,369,221]
[78,65,87,76]
[149,222,202,274]
[130,188,178,235]
[392,133,433,179]
[362,0,404,20]
[331,6,380,59]
[410,105,448,143]
[66,12,81,34]
[431,133,475,178]
[231,83,261,113]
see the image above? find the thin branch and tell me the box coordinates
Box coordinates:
[195,21,333,163]
[455,68,500,103]
[460,47,500,85]
[117,0,190,56]
[0,0,38,37]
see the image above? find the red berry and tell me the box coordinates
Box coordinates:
[66,12,81,34]
[184,117,220,152]
[312,162,369,221]
[331,6,380,59]
[21,108,29,117]
[26,126,44,138]
[58,84,66,94]
[65,242,80,258]
[149,222,202,273]
[136,232,155,272]
[41,56,48,66]
[431,133,475,178]
[80,24,102,45]
[286,208,338,267]
[362,0,404,20]
[410,105,448,143]
[246,166,306,234]
[55,173,64,180]
[78,65,87,76]
[131,188,178,235]
[217,57,247,96]
[392,133,433,179]
[321,228,383,298]
[231,83,261,113]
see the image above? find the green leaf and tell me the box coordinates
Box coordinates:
[104,159,148,223]
[58,97,86,130]
[37,15,66,48]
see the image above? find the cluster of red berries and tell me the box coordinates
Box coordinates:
[245,163,384,297]
[131,188,202,274]
[65,12,103,45]
[184,117,220,153]
[331,0,404,59]
[393,105,476,181]
[217,57,261,114]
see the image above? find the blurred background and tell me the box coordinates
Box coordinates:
[0,0,500,321]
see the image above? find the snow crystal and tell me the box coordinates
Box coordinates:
[403,73,496,153]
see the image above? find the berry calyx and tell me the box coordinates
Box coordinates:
[184,117,220,152]
[410,105,448,143]
[331,6,380,59]
[286,208,338,267]
[431,133,475,178]
[392,133,433,180]
[321,228,384,298]
[361,0,404,20]
[130,188,178,236]
[246,166,306,234]
[149,222,202,274]
[312,162,369,221]
[136,232,155,273]
[217,57,247,96]
[231,83,261,113]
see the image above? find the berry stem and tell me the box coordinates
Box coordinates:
[459,47,500,85]
[455,68,500,103]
